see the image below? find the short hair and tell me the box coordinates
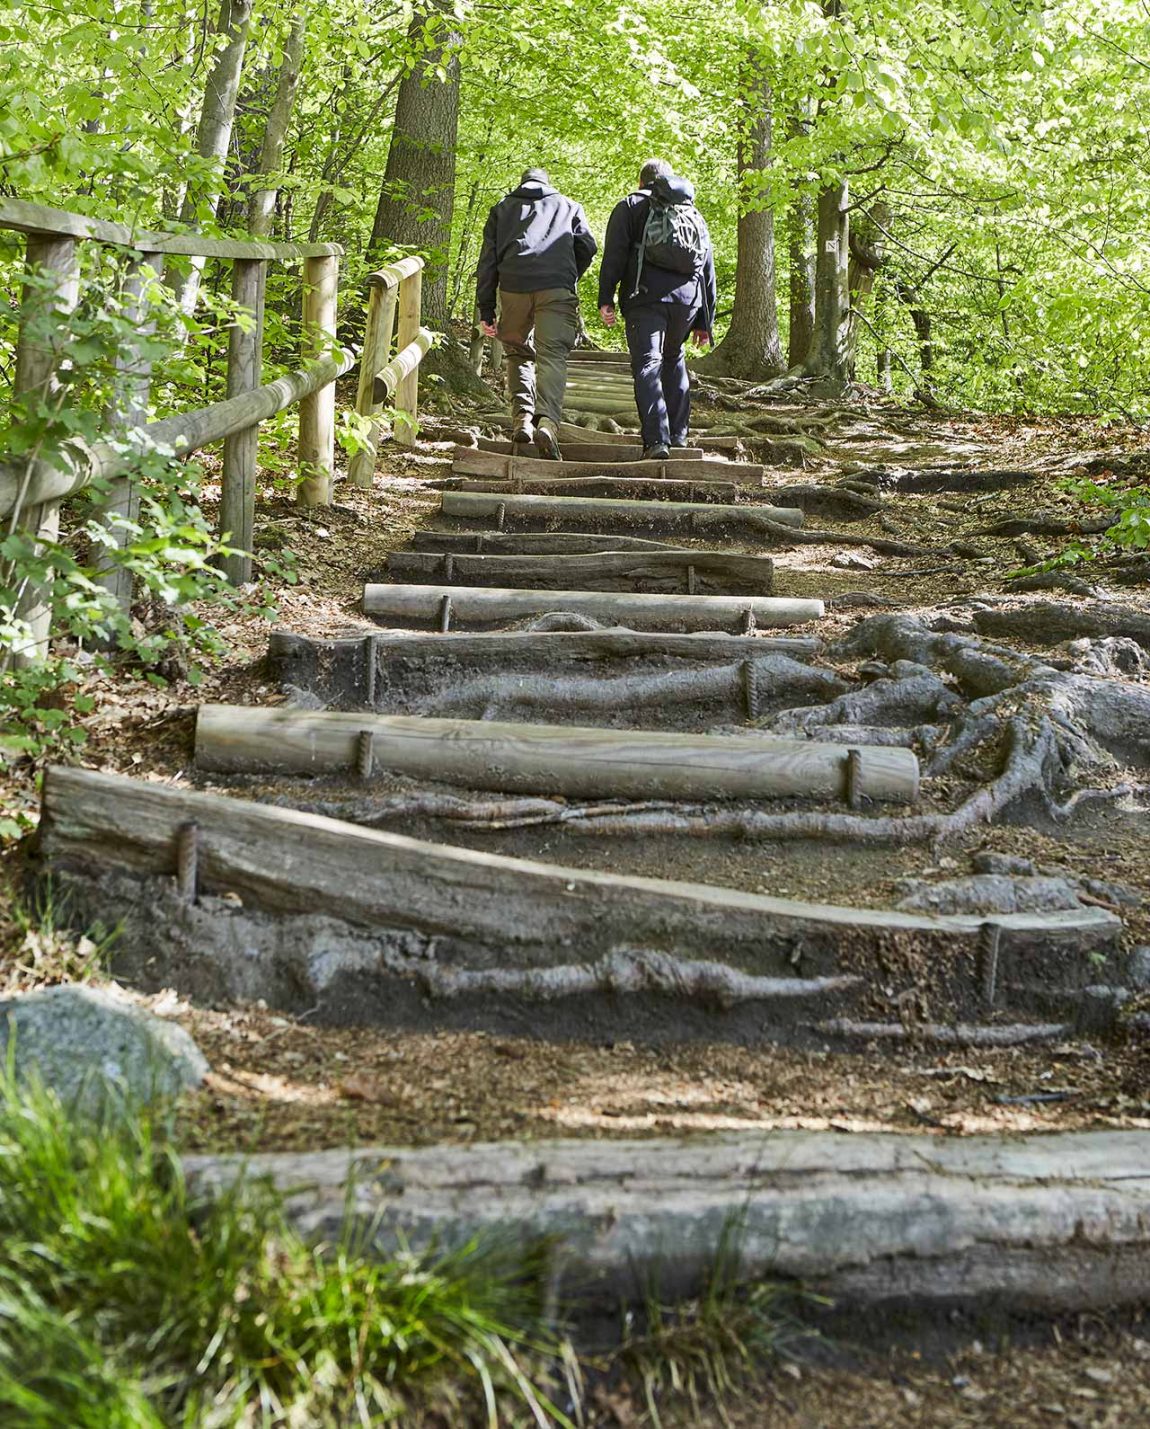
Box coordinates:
[520,167,550,185]
[639,158,672,187]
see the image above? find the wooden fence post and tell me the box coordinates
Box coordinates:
[220,258,266,584]
[394,265,422,447]
[8,234,81,666]
[297,253,339,506]
[349,276,398,488]
[95,257,154,621]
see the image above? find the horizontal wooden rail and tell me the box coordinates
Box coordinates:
[351,255,428,483]
[365,255,425,290]
[372,329,434,406]
[0,198,342,261]
[0,351,354,517]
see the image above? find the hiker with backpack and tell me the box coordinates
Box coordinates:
[597,159,717,460]
[476,167,598,460]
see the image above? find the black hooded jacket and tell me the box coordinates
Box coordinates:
[597,175,717,335]
[476,180,597,321]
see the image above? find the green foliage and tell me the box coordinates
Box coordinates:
[1061,475,1150,549]
[0,1075,568,1427]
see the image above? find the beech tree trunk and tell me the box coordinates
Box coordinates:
[845,201,889,376]
[803,178,851,389]
[169,0,254,317]
[248,6,309,239]
[369,4,462,329]
[787,189,816,369]
[698,61,784,379]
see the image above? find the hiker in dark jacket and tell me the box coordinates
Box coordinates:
[476,168,597,459]
[597,159,717,459]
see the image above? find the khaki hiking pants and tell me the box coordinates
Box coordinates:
[496,287,579,426]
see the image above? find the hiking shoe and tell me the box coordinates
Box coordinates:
[511,420,535,446]
[642,443,670,461]
[534,418,561,460]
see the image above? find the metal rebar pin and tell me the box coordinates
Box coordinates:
[844,747,863,810]
[438,594,453,633]
[357,729,374,779]
[176,821,199,902]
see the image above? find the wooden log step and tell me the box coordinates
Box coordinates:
[563,395,650,416]
[557,423,741,453]
[439,491,805,539]
[185,1131,1150,1314]
[568,349,631,363]
[477,437,706,463]
[268,628,825,726]
[40,768,1121,1035]
[196,706,917,803]
[362,583,823,633]
[386,549,775,595]
[450,449,763,483]
[451,476,746,504]
[412,530,681,555]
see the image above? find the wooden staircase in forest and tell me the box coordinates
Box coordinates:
[39,356,1125,1049]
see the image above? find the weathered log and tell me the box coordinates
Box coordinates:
[411,530,681,554]
[39,769,1118,1022]
[973,601,1150,651]
[386,549,775,595]
[478,437,705,463]
[439,491,805,537]
[195,705,920,803]
[556,423,740,453]
[183,1130,1150,1312]
[362,583,823,633]
[451,449,763,483]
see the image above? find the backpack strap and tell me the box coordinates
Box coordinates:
[629,189,655,300]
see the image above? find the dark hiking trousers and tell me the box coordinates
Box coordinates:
[625,302,696,448]
[497,287,579,427]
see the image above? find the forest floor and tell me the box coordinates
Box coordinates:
[3,378,1150,1425]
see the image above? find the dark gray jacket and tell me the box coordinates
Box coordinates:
[476,181,597,322]
[597,175,717,336]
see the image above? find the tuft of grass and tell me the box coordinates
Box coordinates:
[0,1074,569,1426]
[1,878,117,995]
[612,1225,817,1429]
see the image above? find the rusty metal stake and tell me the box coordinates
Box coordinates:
[742,659,760,720]
[443,552,455,581]
[176,821,199,902]
[844,748,863,810]
[438,594,453,633]
[981,921,1001,1008]
[357,729,374,779]
[741,607,757,635]
[361,633,377,705]
[495,501,506,532]
[686,563,697,595]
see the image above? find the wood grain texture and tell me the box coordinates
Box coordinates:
[478,437,705,463]
[386,548,775,594]
[362,582,823,632]
[439,491,805,536]
[451,448,763,483]
[194,704,919,801]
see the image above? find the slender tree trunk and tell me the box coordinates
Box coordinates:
[787,189,816,368]
[875,280,893,391]
[169,0,254,317]
[699,60,784,379]
[845,200,889,376]
[248,6,309,238]
[803,177,851,388]
[369,4,462,329]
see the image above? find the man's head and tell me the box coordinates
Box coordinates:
[639,157,672,188]
[520,167,550,186]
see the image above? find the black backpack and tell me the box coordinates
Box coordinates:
[632,176,708,295]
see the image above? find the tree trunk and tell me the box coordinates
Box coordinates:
[845,200,889,376]
[169,0,254,318]
[248,6,309,239]
[787,189,816,369]
[802,178,851,389]
[369,4,462,329]
[698,60,784,380]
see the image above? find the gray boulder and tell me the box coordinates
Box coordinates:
[0,984,209,1112]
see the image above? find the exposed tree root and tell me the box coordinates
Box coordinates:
[812,1019,1071,1047]
[972,600,1150,650]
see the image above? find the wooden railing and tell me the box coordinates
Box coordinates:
[0,198,431,663]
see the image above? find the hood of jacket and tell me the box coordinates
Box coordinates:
[509,181,558,202]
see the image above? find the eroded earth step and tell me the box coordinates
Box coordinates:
[194,706,920,803]
[477,436,707,462]
[268,628,827,726]
[385,548,775,595]
[185,1130,1150,1312]
[362,583,823,633]
[439,491,803,538]
[38,768,1122,1039]
[450,448,763,483]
